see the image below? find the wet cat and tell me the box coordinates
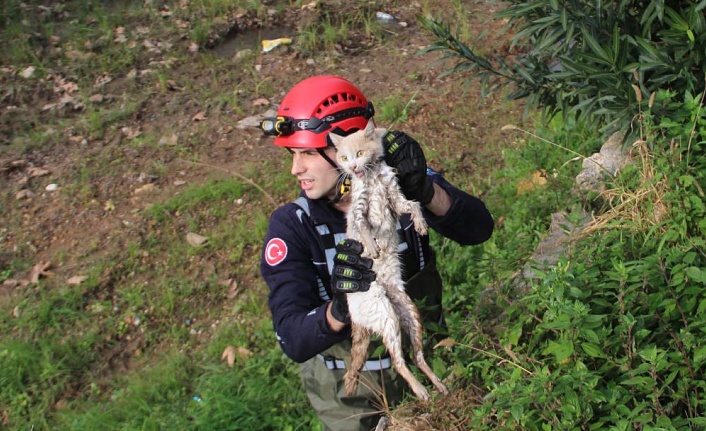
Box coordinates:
[329,119,448,401]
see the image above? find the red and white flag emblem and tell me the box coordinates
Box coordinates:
[265,238,287,266]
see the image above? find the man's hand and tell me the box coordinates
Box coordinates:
[329,239,376,323]
[331,239,376,294]
[383,131,435,206]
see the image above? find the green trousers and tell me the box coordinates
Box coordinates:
[300,340,407,431]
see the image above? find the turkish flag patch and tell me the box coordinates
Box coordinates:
[265,238,288,266]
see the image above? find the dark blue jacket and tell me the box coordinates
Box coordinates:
[260,171,493,363]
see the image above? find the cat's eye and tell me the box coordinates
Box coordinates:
[357,150,365,157]
[340,156,347,161]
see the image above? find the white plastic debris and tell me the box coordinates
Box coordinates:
[376,12,395,21]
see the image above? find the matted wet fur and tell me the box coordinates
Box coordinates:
[329,120,448,401]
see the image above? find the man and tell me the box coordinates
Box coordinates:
[259,75,493,430]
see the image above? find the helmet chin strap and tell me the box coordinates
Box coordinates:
[317,148,350,204]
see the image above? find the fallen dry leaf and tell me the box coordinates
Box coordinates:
[27,166,50,177]
[158,133,178,146]
[15,189,34,200]
[3,279,20,288]
[67,275,88,285]
[94,74,112,87]
[192,111,207,122]
[221,346,236,367]
[10,159,27,168]
[134,183,156,195]
[434,338,457,349]
[29,261,52,284]
[219,278,239,298]
[252,97,269,107]
[221,345,252,367]
[516,170,548,195]
[20,66,36,79]
[121,126,142,139]
[186,232,208,247]
[302,0,318,10]
[165,80,183,91]
[58,80,79,94]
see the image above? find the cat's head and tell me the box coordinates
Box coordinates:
[329,119,387,178]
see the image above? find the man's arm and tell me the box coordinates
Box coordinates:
[383,131,494,245]
[425,182,452,217]
[261,207,349,362]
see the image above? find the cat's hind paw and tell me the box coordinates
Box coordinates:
[412,217,428,236]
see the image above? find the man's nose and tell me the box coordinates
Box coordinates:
[291,153,304,175]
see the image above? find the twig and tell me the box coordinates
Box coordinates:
[685,76,706,166]
[501,124,614,177]
[179,159,278,207]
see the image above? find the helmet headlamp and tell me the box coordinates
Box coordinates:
[260,102,375,138]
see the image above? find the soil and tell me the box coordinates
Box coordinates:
[1,0,523,427]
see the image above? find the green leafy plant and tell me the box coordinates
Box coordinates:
[419,0,706,139]
[456,90,706,430]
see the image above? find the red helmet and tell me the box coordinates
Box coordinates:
[260,75,375,148]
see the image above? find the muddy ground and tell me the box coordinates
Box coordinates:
[2,0,521,271]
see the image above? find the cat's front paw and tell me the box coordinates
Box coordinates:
[360,239,380,259]
[364,246,380,259]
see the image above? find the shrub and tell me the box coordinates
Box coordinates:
[457,87,706,429]
[420,0,706,140]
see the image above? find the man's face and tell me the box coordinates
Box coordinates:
[289,147,339,200]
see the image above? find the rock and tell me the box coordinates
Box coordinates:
[575,131,631,193]
[236,109,277,129]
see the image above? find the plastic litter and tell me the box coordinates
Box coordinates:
[376,12,395,21]
[261,38,292,53]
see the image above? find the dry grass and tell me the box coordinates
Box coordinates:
[582,139,671,236]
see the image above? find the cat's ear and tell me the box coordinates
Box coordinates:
[364,118,387,142]
[363,119,376,139]
[328,131,343,147]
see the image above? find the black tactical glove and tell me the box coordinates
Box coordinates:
[329,239,376,323]
[329,294,350,325]
[383,131,435,206]
[332,239,376,293]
